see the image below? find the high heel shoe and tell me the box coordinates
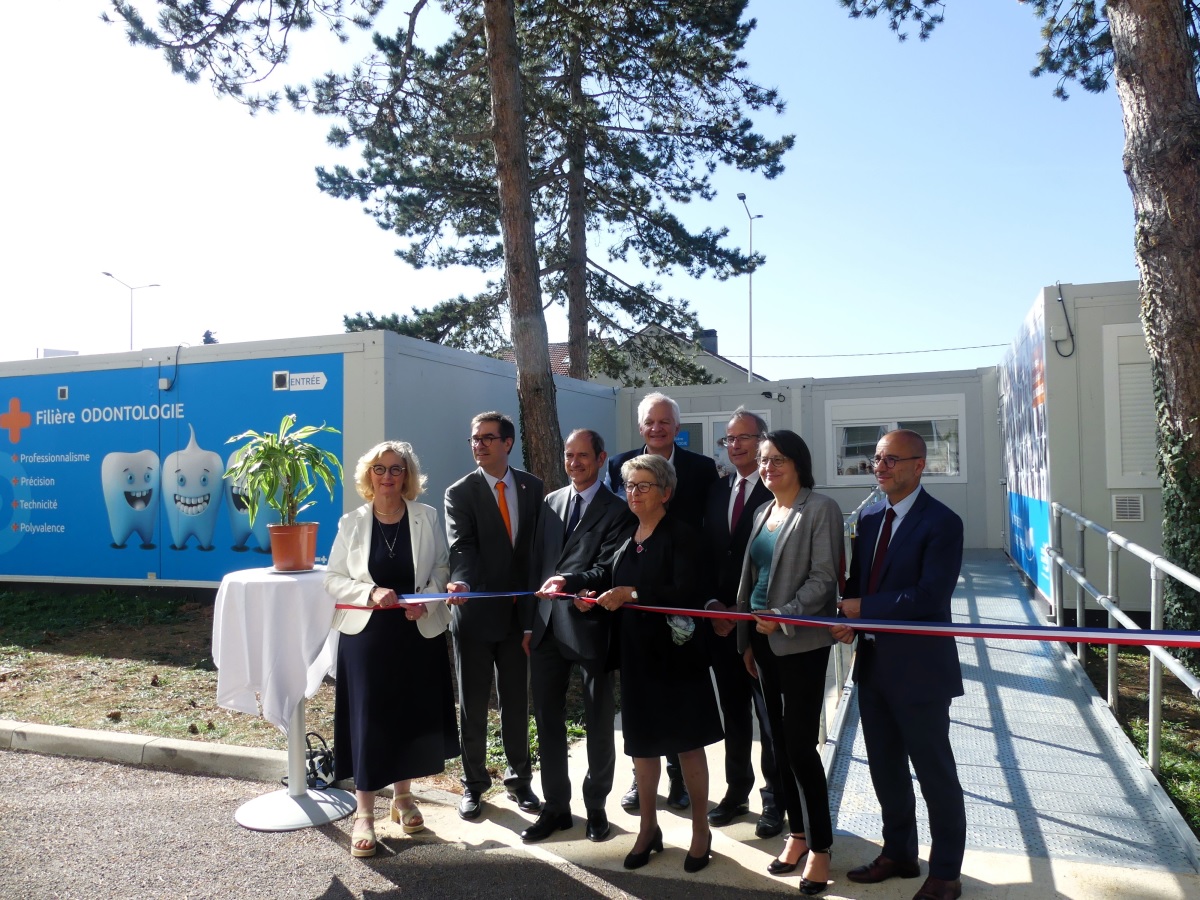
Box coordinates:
[390,792,425,834]
[767,832,809,875]
[683,830,713,873]
[799,848,831,896]
[350,811,377,858]
[623,826,664,870]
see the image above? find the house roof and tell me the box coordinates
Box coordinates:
[499,327,766,381]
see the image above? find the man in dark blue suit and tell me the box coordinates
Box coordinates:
[445,411,543,822]
[702,408,782,837]
[832,429,966,900]
[605,391,719,810]
[520,429,633,844]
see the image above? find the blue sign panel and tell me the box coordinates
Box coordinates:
[0,354,344,584]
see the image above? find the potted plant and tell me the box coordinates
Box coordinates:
[224,414,344,571]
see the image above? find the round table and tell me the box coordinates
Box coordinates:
[213,566,355,831]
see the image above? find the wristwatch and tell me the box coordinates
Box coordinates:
[630,590,639,601]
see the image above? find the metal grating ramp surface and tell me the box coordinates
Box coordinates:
[828,549,1198,873]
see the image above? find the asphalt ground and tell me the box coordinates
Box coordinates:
[5,715,1200,899]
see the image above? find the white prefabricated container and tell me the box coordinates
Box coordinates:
[0,330,616,587]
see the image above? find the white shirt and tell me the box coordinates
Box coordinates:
[727,469,762,527]
[568,478,604,524]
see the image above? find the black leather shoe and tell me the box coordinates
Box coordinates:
[506,785,542,812]
[847,854,921,884]
[666,776,690,810]
[458,790,482,820]
[755,806,784,838]
[799,848,831,895]
[623,826,664,870]
[520,810,573,843]
[585,809,611,842]
[707,797,750,826]
[911,875,962,900]
[767,833,808,875]
[683,831,713,873]
[620,779,639,811]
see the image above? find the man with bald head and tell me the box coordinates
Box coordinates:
[521,429,633,844]
[832,429,966,900]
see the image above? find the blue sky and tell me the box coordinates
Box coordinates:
[2,1,1137,379]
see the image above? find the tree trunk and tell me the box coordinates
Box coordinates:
[482,0,565,491]
[1109,0,1200,651]
[565,32,590,381]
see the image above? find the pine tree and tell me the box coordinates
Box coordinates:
[299,0,792,384]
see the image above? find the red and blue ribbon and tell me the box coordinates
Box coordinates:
[337,591,1200,649]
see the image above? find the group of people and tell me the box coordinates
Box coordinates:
[322,392,968,900]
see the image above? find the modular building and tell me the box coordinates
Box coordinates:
[999,280,1158,614]
[0,331,616,587]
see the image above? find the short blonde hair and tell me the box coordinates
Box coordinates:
[620,453,677,496]
[354,441,426,502]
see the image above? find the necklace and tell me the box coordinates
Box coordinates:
[378,517,401,559]
[634,526,654,553]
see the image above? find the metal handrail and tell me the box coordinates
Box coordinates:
[1047,502,1200,774]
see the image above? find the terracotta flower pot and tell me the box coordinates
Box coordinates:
[268,522,320,571]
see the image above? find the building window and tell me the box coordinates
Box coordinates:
[825,394,967,486]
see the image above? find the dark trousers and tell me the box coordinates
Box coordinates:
[857,657,966,880]
[752,633,833,850]
[710,635,779,809]
[530,635,616,813]
[453,628,531,794]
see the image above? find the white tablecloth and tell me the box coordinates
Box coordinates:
[212,567,339,735]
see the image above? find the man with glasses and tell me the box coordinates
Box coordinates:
[701,408,782,836]
[521,429,634,843]
[605,391,719,811]
[445,411,544,821]
[832,429,966,900]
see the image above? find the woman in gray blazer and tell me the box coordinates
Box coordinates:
[736,430,841,895]
[325,441,458,858]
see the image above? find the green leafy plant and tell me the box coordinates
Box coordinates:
[224,414,344,527]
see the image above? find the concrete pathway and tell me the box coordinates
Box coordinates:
[3,551,1199,897]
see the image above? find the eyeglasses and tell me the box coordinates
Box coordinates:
[625,481,663,494]
[718,433,764,448]
[871,455,923,470]
[754,456,789,470]
[469,434,503,446]
[371,464,406,476]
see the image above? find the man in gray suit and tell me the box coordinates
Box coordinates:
[445,411,543,821]
[520,429,633,843]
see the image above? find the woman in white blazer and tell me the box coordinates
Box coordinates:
[325,440,458,858]
[736,430,841,895]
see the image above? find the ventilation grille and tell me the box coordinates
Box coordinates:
[1112,494,1144,523]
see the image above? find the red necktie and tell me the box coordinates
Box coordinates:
[867,507,896,594]
[730,478,747,532]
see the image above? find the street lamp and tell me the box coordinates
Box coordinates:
[102,272,160,351]
[736,193,763,383]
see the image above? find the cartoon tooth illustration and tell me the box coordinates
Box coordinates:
[163,425,223,550]
[225,450,271,553]
[101,449,160,549]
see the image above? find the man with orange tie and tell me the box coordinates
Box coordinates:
[832,429,966,900]
[445,411,544,821]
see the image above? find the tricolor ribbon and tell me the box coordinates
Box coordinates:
[338,591,1200,649]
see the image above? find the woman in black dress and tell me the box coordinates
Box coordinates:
[325,441,459,858]
[594,454,723,873]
